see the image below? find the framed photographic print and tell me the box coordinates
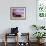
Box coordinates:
[10,7,26,20]
[37,0,46,18]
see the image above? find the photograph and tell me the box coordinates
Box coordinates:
[10,7,26,20]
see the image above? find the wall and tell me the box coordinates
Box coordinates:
[0,0,37,42]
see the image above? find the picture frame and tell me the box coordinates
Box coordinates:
[10,7,26,20]
[37,0,46,18]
